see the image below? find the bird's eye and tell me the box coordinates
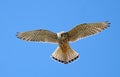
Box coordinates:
[61,34,64,36]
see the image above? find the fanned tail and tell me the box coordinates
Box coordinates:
[51,46,79,64]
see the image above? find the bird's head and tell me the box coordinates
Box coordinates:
[57,31,65,38]
[57,31,69,40]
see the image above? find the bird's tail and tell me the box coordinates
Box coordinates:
[51,46,79,64]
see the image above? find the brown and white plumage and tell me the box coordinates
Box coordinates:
[17,30,58,43]
[67,21,110,42]
[16,21,110,64]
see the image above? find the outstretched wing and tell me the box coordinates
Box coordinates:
[16,29,58,43]
[67,21,110,42]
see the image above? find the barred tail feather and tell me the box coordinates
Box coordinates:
[51,46,79,64]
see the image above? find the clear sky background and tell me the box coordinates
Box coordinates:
[0,0,120,77]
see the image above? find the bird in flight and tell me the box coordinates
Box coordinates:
[16,21,110,64]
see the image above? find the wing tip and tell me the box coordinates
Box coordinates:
[16,32,23,40]
[16,32,26,41]
[105,21,110,27]
[16,32,19,38]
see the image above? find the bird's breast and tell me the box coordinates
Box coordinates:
[58,38,69,53]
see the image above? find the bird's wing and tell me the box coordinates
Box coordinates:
[67,21,110,42]
[16,29,58,43]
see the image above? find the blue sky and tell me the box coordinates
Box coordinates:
[0,0,120,77]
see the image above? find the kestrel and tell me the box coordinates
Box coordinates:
[16,21,110,64]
